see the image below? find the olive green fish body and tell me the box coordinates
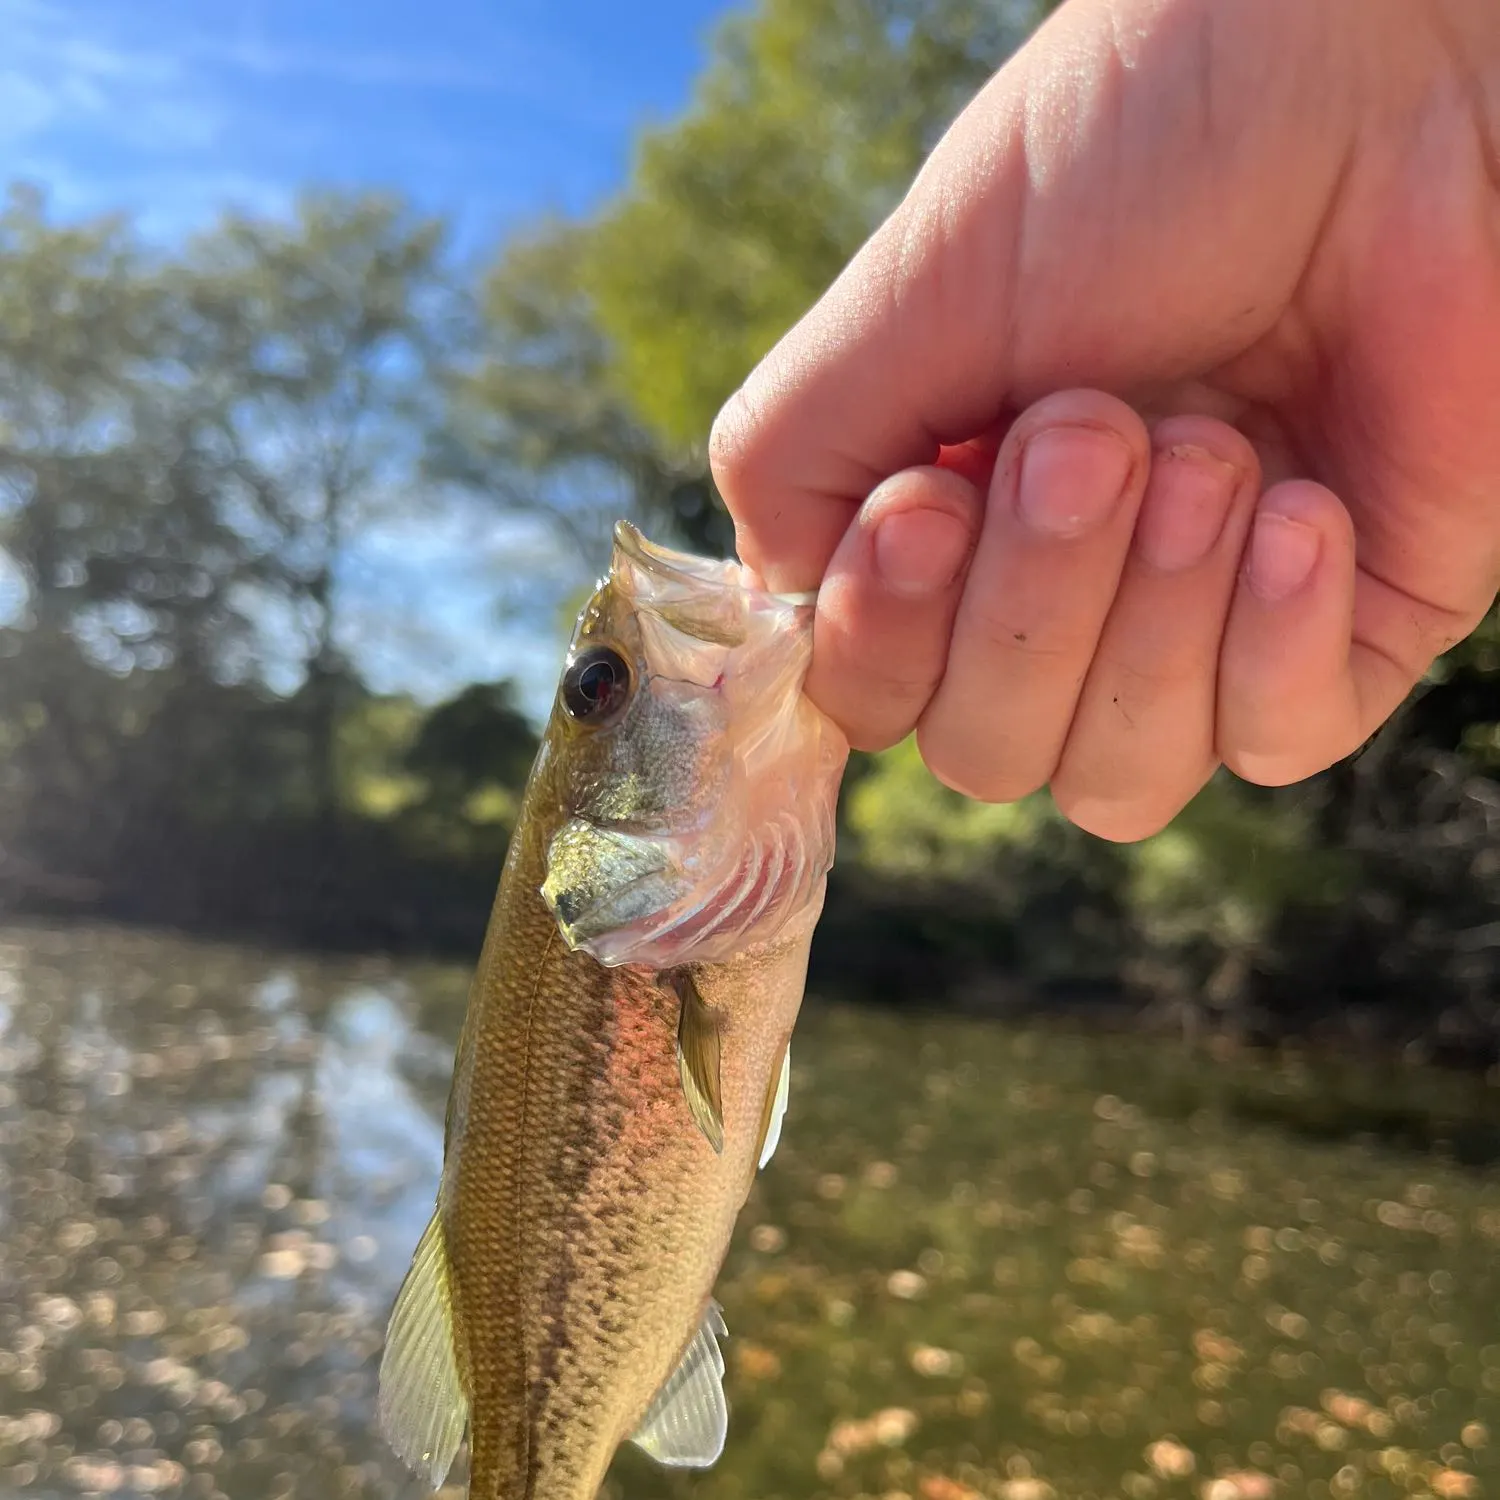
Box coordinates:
[379,524,845,1500]
[445,756,815,1500]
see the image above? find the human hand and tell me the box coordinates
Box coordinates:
[711,0,1500,840]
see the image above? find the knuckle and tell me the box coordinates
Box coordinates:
[965,604,1092,667]
[707,385,760,496]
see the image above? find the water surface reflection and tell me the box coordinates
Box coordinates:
[2,923,1499,1500]
[0,924,465,1499]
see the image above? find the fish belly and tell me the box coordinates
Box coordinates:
[443,889,812,1500]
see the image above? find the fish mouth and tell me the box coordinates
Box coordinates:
[612,520,816,606]
[611,521,740,592]
[540,820,678,955]
[545,526,847,968]
[540,818,707,964]
[609,522,815,658]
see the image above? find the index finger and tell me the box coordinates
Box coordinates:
[708,205,1000,592]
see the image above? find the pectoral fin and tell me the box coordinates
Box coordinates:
[378,1211,468,1486]
[674,970,724,1154]
[755,1042,791,1170]
[630,1302,730,1468]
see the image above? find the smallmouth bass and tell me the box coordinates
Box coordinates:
[379,523,848,1499]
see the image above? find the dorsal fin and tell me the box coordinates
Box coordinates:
[378,1211,468,1486]
[630,1302,729,1468]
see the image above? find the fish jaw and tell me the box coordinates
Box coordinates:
[540,820,677,950]
[539,525,848,968]
[541,723,840,968]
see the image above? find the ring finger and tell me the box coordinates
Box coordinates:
[1050,417,1263,839]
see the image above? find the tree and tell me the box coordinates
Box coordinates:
[0,187,505,926]
[586,0,1054,448]
[0,187,257,678]
[0,186,261,881]
[440,220,716,566]
[175,193,464,819]
[456,0,1057,555]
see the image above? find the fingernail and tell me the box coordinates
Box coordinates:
[1135,445,1240,572]
[1247,510,1320,601]
[1018,425,1134,538]
[873,507,972,597]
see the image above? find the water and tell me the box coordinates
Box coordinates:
[2,923,1499,1500]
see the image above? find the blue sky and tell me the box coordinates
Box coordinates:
[1,0,741,715]
[2,0,733,242]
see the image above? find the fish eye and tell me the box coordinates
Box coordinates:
[561,645,633,726]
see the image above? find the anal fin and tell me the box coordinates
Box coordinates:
[631,1301,729,1468]
[378,1210,468,1486]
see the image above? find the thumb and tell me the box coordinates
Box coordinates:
[710,0,1354,591]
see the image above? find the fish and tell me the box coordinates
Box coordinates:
[378,521,848,1500]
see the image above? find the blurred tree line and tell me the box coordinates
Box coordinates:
[2,0,1497,1049]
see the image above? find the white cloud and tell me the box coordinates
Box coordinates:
[0,0,220,149]
[0,0,244,229]
[0,0,621,238]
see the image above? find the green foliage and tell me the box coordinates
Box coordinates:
[456,0,1054,554]
[843,738,1357,1005]
[0,187,253,677]
[586,0,1046,447]
[445,220,722,558]
[170,191,462,836]
[404,681,537,797]
[837,738,1131,989]
[0,188,524,946]
[1437,607,1500,772]
[395,682,540,858]
[337,693,427,819]
[1124,774,1351,953]
[846,737,1070,883]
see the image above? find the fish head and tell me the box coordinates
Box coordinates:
[539,521,847,968]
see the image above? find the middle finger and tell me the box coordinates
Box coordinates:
[918,391,1150,801]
